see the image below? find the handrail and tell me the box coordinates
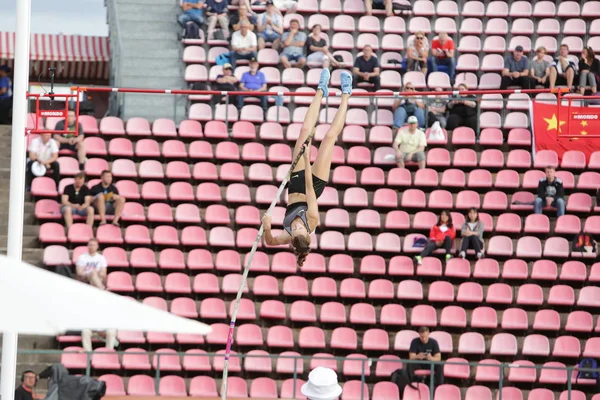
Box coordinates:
[9,349,597,400]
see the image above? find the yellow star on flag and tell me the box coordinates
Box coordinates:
[544,113,567,132]
[581,120,588,127]
[581,130,588,135]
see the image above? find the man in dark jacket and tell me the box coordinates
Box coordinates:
[406,326,444,387]
[534,165,565,217]
[39,364,106,400]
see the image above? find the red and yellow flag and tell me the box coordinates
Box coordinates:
[532,101,600,162]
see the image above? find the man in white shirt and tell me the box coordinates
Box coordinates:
[76,238,108,290]
[393,115,427,169]
[230,20,258,68]
[26,133,60,191]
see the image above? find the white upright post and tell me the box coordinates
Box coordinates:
[1,0,32,398]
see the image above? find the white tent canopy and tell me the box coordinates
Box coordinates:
[0,254,211,335]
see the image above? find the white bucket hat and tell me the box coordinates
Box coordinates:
[31,161,47,177]
[301,367,343,400]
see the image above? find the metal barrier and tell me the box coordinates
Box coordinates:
[12,349,597,400]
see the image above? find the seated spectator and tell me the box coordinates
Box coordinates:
[578,46,599,95]
[230,20,258,68]
[177,0,205,27]
[530,46,551,88]
[306,24,339,67]
[230,3,256,32]
[415,210,455,265]
[76,238,107,290]
[445,83,477,131]
[0,65,11,124]
[61,172,94,228]
[535,166,565,217]
[213,62,239,104]
[206,0,230,40]
[239,0,296,15]
[430,32,455,82]
[459,208,484,260]
[54,110,86,170]
[407,32,429,75]
[280,19,307,68]
[407,327,444,386]
[352,45,381,91]
[81,329,117,352]
[257,1,283,50]
[91,170,126,226]
[428,87,448,128]
[550,44,576,91]
[15,370,39,400]
[392,83,425,129]
[392,115,427,170]
[26,133,60,191]
[365,0,393,16]
[238,57,268,110]
[501,46,531,90]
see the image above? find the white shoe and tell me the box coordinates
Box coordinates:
[459,251,466,259]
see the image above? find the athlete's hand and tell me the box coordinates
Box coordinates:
[301,142,310,159]
[262,214,272,229]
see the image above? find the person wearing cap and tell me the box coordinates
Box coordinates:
[301,367,343,400]
[393,114,427,170]
[230,20,258,68]
[0,65,12,124]
[61,172,94,228]
[206,0,230,40]
[500,45,532,90]
[352,45,381,91]
[392,82,425,129]
[257,0,283,50]
[214,63,239,105]
[177,0,206,27]
[26,133,60,191]
[429,32,455,83]
[54,110,86,171]
[407,327,444,387]
[238,58,268,110]
[280,18,307,69]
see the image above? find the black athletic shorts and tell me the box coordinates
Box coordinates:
[287,169,327,198]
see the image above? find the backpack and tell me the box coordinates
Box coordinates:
[577,358,599,380]
[183,21,200,39]
[390,368,419,399]
[572,233,597,253]
[216,52,231,66]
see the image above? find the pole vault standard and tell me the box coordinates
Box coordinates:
[1,0,32,399]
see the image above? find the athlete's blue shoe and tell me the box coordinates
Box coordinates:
[317,68,331,97]
[340,70,353,95]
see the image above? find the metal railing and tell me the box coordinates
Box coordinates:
[12,349,597,400]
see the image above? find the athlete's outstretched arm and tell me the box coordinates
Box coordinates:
[262,215,291,245]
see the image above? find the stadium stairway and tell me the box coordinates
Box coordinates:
[107,0,188,122]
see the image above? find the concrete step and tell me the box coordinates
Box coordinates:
[118,23,180,40]
[121,57,182,71]
[116,0,175,5]
[121,41,181,58]
[120,75,185,89]
[0,235,38,249]
[117,4,180,20]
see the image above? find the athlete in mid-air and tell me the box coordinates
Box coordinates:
[262,68,352,266]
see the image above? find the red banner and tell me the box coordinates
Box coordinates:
[532,101,600,162]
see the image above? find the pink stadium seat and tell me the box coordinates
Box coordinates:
[100,116,125,135]
[444,357,470,379]
[193,273,219,294]
[153,348,181,371]
[502,308,528,330]
[397,280,423,300]
[411,304,438,327]
[459,332,485,354]
[99,375,126,396]
[267,326,294,348]
[544,237,570,258]
[553,336,581,358]
[508,360,537,383]
[495,213,522,233]
[539,362,567,384]
[107,271,134,292]
[523,334,551,356]
[465,386,492,400]
[486,235,513,257]
[127,375,155,396]
[442,169,466,187]
[516,236,542,258]
[517,284,544,306]
[440,306,466,328]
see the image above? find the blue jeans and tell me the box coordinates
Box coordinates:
[229,51,257,69]
[534,197,566,217]
[430,56,456,82]
[178,11,204,27]
[393,106,425,128]
[237,94,268,110]
[258,31,281,42]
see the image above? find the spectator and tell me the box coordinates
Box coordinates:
[428,87,448,128]
[530,46,551,88]
[430,32,455,82]
[365,0,393,17]
[392,83,425,129]
[414,210,455,265]
[549,44,576,91]
[206,0,230,40]
[352,45,381,91]
[26,133,60,191]
[445,83,477,131]
[230,4,256,32]
[407,31,429,75]
[459,208,484,260]
[54,110,86,171]
[301,367,343,400]
[306,24,339,67]
[280,19,307,68]
[213,63,239,104]
[392,115,427,169]
[91,170,126,226]
[578,47,599,95]
[81,329,117,352]
[0,65,12,124]
[534,166,565,217]
[238,57,268,110]
[500,46,531,90]
[15,370,39,400]
[61,172,94,228]
[177,0,205,27]
[407,327,444,387]
[230,20,258,68]
[257,0,283,50]
[76,238,108,290]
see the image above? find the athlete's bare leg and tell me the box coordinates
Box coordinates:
[292,69,330,172]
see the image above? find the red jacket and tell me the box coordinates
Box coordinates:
[429,224,456,242]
